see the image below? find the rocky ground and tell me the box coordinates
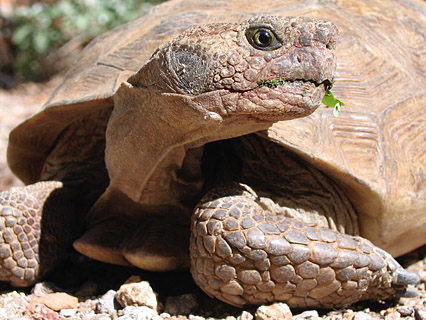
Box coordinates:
[0,81,425,320]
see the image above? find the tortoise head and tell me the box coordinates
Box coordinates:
[106,16,338,203]
[128,16,337,123]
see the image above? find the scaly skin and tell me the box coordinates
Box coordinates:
[0,109,109,286]
[190,183,419,308]
[0,16,419,309]
[0,181,61,286]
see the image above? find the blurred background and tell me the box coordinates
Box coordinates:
[0,0,163,87]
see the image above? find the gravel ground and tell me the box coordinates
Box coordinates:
[0,81,425,319]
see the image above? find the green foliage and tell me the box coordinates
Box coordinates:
[8,0,162,80]
[258,79,345,117]
[258,77,287,89]
[322,88,345,117]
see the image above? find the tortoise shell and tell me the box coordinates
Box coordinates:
[7,0,426,256]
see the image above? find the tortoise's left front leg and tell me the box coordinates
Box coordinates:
[190,183,419,308]
[0,181,74,286]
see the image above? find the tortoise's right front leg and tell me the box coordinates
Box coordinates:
[0,181,77,286]
[190,183,420,309]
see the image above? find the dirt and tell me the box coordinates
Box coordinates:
[0,81,424,319]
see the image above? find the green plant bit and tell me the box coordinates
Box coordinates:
[322,88,345,117]
[8,0,163,80]
[258,80,344,117]
[258,77,287,89]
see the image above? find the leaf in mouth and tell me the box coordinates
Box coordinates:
[322,87,345,117]
[258,79,344,117]
[258,77,287,89]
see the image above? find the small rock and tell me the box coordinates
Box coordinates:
[329,314,343,320]
[26,303,60,320]
[115,281,159,311]
[96,289,117,315]
[237,311,254,320]
[164,294,198,315]
[31,282,61,297]
[0,291,29,316]
[82,315,111,320]
[255,303,292,320]
[78,299,97,317]
[60,308,78,317]
[125,275,143,284]
[387,314,401,320]
[414,306,426,320]
[293,310,320,319]
[396,306,413,317]
[0,308,7,318]
[117,305,161,320]
[353,312,372,320]
[32,292,79,311]
[384,311,400,320]
[343,310,355,320]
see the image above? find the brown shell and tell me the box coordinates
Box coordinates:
[7,0,426,254]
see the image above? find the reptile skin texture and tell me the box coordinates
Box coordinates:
[0,181,62,286]
[190,183,418,308]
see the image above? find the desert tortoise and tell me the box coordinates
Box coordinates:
[1,0,425,309]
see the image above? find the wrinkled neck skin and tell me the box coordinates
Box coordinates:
[94,80,276,218]
[89,16,338,220]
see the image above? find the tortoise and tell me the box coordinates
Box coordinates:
[0,0,424,309]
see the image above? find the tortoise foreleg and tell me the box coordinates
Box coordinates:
[190,183,419,308]
[0,181,63,286]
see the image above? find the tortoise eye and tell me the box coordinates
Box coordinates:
[247,27,282,50]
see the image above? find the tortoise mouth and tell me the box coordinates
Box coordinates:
[258,78,333,91]
[233,77,333,122]
[254,77,333,102]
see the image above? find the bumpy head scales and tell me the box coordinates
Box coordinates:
[129,16,338,122]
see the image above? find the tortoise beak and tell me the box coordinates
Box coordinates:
[259,45,337,89]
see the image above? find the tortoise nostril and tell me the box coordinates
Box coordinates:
[297,56,302,63]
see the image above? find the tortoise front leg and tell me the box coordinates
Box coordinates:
[0,181,85,286]
[190,183,419,308]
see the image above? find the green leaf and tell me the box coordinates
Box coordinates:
[258,77,287,89]
[333,103,342,117]
[8,0,164,80]
[322,89,345,117]
[12,24,33,46]
[33,31,51,54]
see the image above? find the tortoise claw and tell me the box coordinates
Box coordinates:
[396,287,419,298]
[373,246,420,286]
[394,269,420,286]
